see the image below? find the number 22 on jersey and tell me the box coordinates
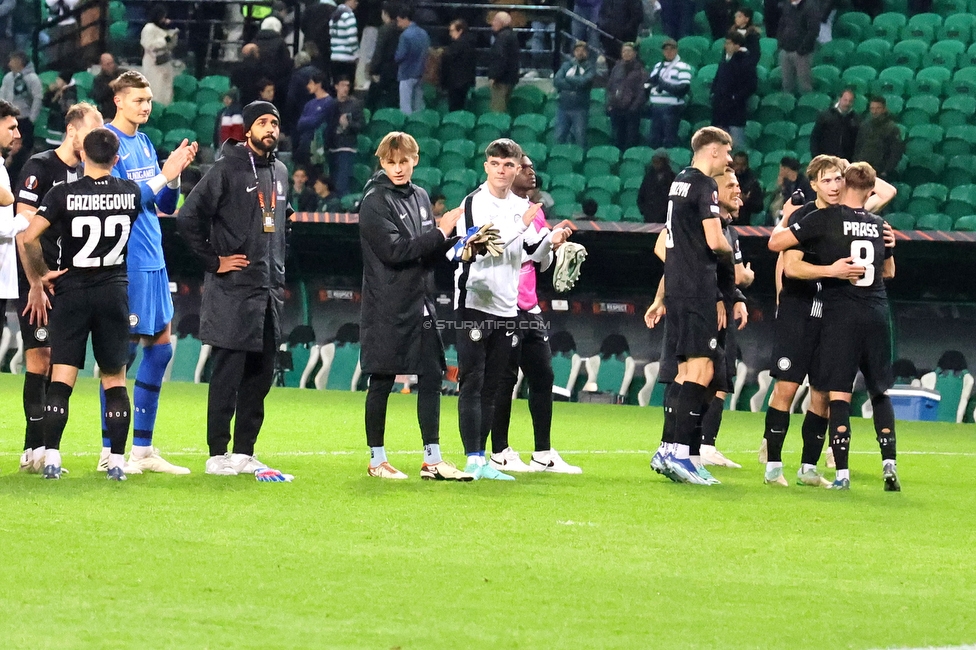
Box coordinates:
[72,215,131,268]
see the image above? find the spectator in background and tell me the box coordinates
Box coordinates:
[42,70,77,148]
[90,53,125,121]
[285,51,323,135]
[646,39,692,149]
[330,0,360,84]
[852,0,883,17]
[553,40,594,148]
[637,150,675,223]
[213,88,244,149]
[777,0,818,94]
[431,193,446,218]
[576,197,598,220]
[818,0,837,43]
[606,42,645,151]
[572,0,602,53]
[763,0,781,37]
[254,16,293,103]
[140,5,179,105]
[300,0,337,76]
[487,12,520,113]
[777,155,813,207]
[258,78,276,103]
[394,4,430,115]
[731,151,764,224]
[327,76,364,197]
[0,51,40,165]
[313,174,343,212]
[289,166,319,212]
[368,3,400,110]
[810,88,858,160]
[598,0,643,64]
[232,43,263,106]
[659,0,694,39]
[733,8,762,67]
[854,96,905,179]
[706,0,739,40]
[441,19,477,113]
[43,0,80,71]
[710,30,757,149]
[295,71,335,165]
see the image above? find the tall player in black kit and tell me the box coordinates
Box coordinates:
[14,102,104,473]
[20,128,142,481]
[770,162,899,491]
[659,127,733,485]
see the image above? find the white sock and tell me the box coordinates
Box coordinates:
[466,454,485,466]
[800,463,816,473]
[674,444,690,460]
[766,461,783,471]
[32,446,45,459]
[45,449,61,467]
[837,469,850,480]
[108,453,125,470]
[701,444,716,453]
[131,445,152,459]
[690,455,702,468]
[883,459,896,471]
[423,444,442,464]
[369,446,387,467]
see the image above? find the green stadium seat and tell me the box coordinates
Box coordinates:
[366,107,406,139]
[945,154,976,187]
[142,126,163,149]
[439,182,467,206]
[623,205,643,222]
[881,94,905,116]
[549,187,579,205]
[912,66,952,96]
[757,65,782,95]
[443,167,478,188]
[924,40,965,71]
[901,94,942,127]
[941,125,976,157]
[509,84,547,117]
[667,147,692,168]
[953,215,976,231]
[835,12,870,41]
[72,70,94,97]
[163,128,197,150]
[584,175,621,206]
[473,112,511,142]
[551,202,579,220]
[915,213,953,230]
[511,112,548,143]
[437,139,476,170]
[410,166,442,192]
[550,143,584,167]
[755,92,796,124]
[193,101,223,144]
[439,110,475,141]
[677,35,710,57]
[582,145,620,178]
[691,63,718,101]
[885,212,916,230]
[759,122,798,153]
[551,172,586,195]
[199,75,231,94]
[872,66,915,96]
[520,140,547,165]
[595,204,623,221]
[872,12,908,41]
[193,85,223,106]
[938,95,976,128]
[639,34,670,68]
[944,183,976,219]
[890,40,929,70]
[908,183,948,215]
[353,163,373,189]
[902,152,945,185]
[814,39,855,68]
[949,67,976,96]
[172,74,198,103]
[404,109,440,139]
[890,181,912,211]
[762,149,796,167]
[809,65,839,95]
[792,92,830,124]
[620,146,654,179]
[935,0,968,15]
[855,38,893,70]
[906,123,944,157]
[108,0,126,22]
[415,137,440,165]
[840,65,878,94]
[939,12,976,44]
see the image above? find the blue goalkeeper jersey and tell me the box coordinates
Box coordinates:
[105,123,179,271]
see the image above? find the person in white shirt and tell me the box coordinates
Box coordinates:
[0,100,25,320]
[450,139,570,481]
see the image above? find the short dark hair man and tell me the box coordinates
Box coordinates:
[177,101,293,481]
[20,127,142,481]
[810,88,859,160]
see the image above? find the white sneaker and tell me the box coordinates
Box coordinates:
[229,453,268,475]
[127,447,189,475]
[825,445,836,469]
[700,445,742,468]
[97,447,144,474]
[529,449,582,474]
[205,453,239,476]
[488,447,533,472]
[758,438,768,464]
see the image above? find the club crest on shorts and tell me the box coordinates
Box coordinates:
[709,338,718,350]
[129,313,140,328]
[469,328,482,342]
[34,327,48,342]
[777,357,792,371]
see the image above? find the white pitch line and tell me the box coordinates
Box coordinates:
[0,449,974,458]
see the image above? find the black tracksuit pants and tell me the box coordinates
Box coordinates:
[207,306,277,457]
[456,308,514,455]
[491,310,554,454]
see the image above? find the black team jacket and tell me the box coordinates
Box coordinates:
[177,140,291,352]
[358,171,459,375]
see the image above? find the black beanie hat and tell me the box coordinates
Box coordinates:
[242,100,280,134]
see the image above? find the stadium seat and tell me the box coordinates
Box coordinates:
[953,215,976,231]
[891,40,929,70]
[142,126,163,149]
[551,172,586,195]
[353,163,373,189]
[404,109,440,139]
[835,12,870,41]
[944,184,976,219]
[872,12,908,41]
[622,204,642,222]
[619,146,653,179]
[639,34,670,67]
[584,174,621,206]
[72,70,94,99]
[758,121,798,153]
[908,183,948,215]
[473,112,511,142]
[814,39,855,68]
[912,67,952,96]
[808,64,840,95]
[792,92,830,124]
[193,102,223,144]
[158,101,197,132]
[885,212,916,230]
[172,74,198,103]
[410,166,441,192]
[439,110,475,141]
[440,182,468,206]
[199,74,231,94]
[755,92,796,124]
[511,113,548,143]
[915,212,952,230]
[854,39,893,70]
[595,204,623,221]
[938,95,976,129]
[949,67,976,96]
[339,193,362,211]
[872,66,915,96]
[901,94,942,128]
[415,136,440,165]
[549,186,578,206]
[678,34,710,57]
[924,40,965,71]
[437,139,476,170]
[163,128,196,150]
[583,353,635,397]
[509,84,547,117]
[906,123,944,157]
[667,147,692,168]
[840,65,878,94]
[941,125,976,157]
[583,145,620,178]
[945,154,976,187]
[366,107,406,140]
[443,167,477,189]
[935,0,968,16]
[691,64,718,100]
[551,202,579,220]
[549,143,585,168]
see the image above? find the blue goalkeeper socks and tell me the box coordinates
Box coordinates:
[132,342,172,447]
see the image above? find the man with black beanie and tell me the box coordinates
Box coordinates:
[177,101,293,481]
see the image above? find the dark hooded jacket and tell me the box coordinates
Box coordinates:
[358,171,459,374]
[177,140,291,352]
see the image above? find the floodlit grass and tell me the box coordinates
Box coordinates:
[1,374,974,649]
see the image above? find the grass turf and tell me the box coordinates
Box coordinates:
[1,374,975,649]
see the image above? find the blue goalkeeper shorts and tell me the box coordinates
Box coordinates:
[127,268,174,336]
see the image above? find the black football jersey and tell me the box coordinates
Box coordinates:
[780,201,820,302]
[717,221,743,302]
[15,149,82,279]
[790,205,888,304]
[36,176,140,292]
[664,167,721,299]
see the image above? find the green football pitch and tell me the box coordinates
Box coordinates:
[1,374,975,650]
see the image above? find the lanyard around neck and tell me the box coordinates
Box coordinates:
[247,149,276,215]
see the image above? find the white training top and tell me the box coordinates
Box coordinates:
[0,162,29,300]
